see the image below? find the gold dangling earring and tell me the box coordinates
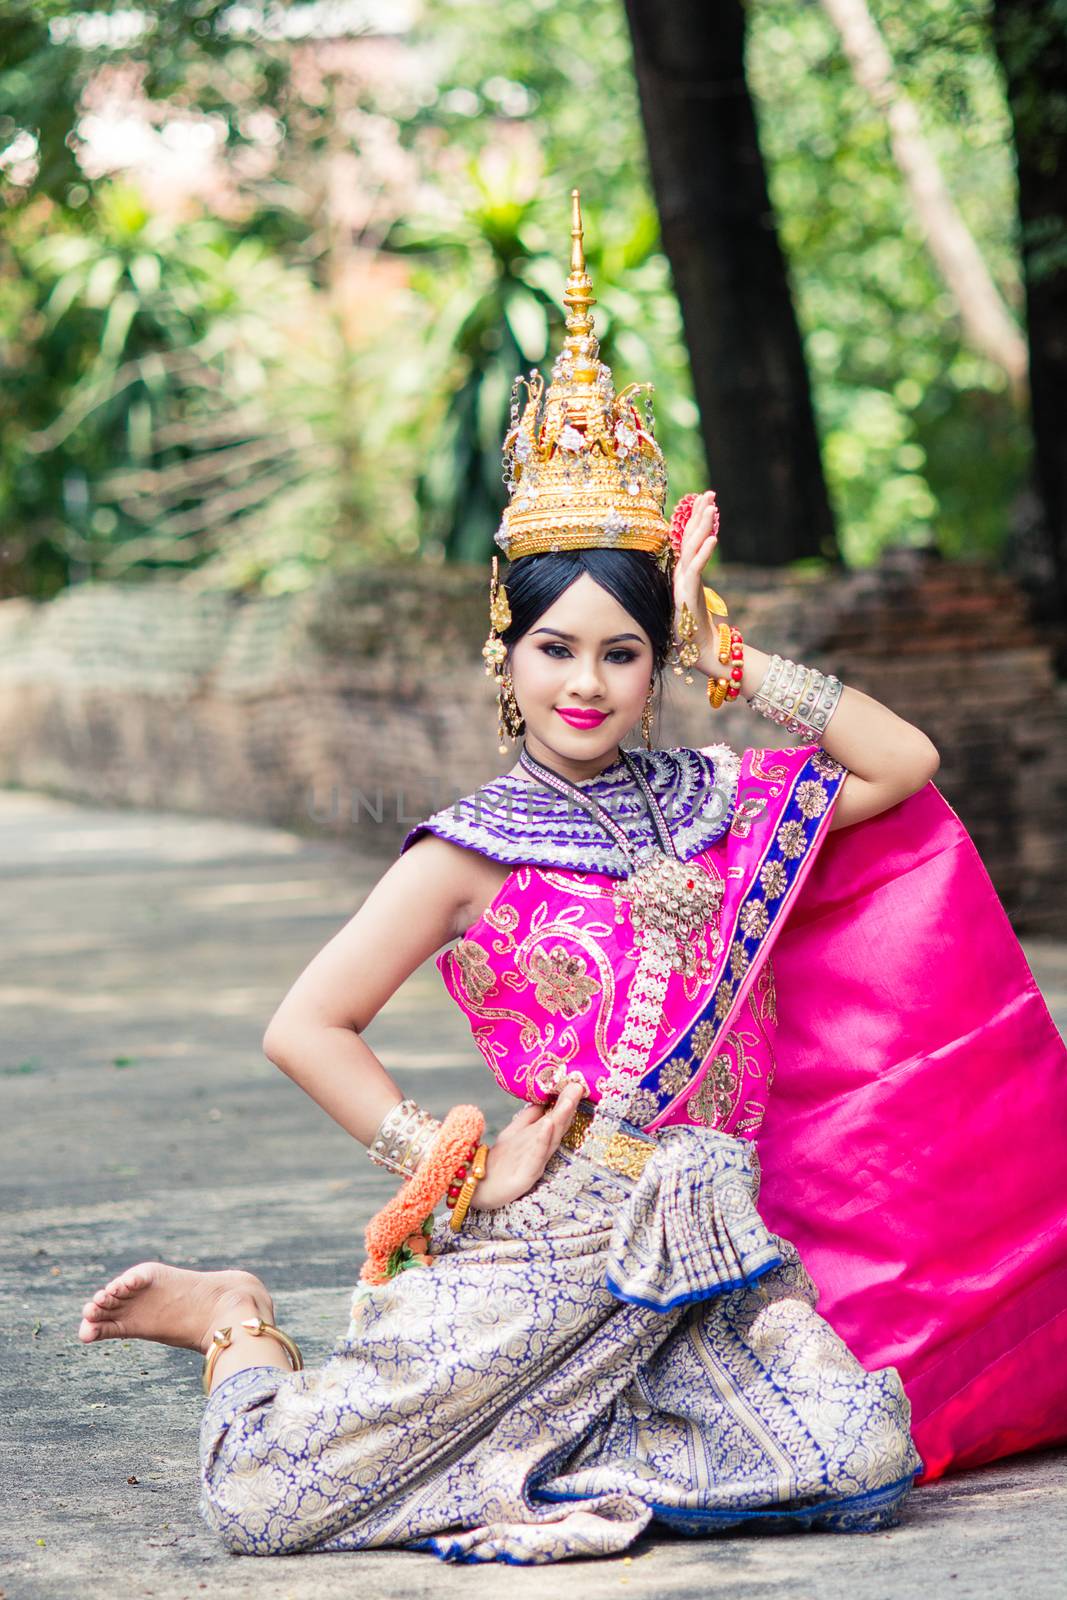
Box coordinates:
[641,679,656,750]
[484,556,515,754]
[499,668,525,744]
[672,601,700,685]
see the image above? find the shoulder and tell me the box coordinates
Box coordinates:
[377,830,495,944]
[399,771,532,867]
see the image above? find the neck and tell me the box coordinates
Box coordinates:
[518,734,623,786]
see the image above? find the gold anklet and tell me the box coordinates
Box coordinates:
[202,1316,304,1394]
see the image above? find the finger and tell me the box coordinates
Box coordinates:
[686,491,716,541]
[678,526,718,579]
[510,1103,547,1129]
[546,1081,585,1142]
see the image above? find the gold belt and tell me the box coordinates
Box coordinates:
[560,1104,656,1182]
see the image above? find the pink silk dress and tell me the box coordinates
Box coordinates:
[403,740,1067,1484]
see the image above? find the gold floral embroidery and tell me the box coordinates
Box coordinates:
[621,1086,661,1127]
[658,1055,693,1098]
[729,939,750,981]
[739,900,769,940]
[748,751,790,788]
[812,748,845,779]
[526,1049,581,1101]
[528,945,602,1018]
[714,984,734,1021]
[689,1050,739,1128]
[691,1019,717,1058]
[755,958,778,1026]
[759,860,788,900]
[484,901,520,954]
[795,779,829,819]
[776,819,806,859]
[734,1102,767,1135]
[453,939,497,1004]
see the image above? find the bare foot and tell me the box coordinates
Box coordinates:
[77,1261,274,1355]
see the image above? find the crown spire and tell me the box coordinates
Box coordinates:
[493,187,671,565]
[563,189,597,383]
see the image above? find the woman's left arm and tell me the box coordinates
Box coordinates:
[725,640,941,830]
[675,491,941,832]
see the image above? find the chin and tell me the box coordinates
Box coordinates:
[540,721,619,755]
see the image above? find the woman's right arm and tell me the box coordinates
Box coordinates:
[261,833,477,1148]
[262,832,587,1208]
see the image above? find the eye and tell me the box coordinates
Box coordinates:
[539,643,638,663]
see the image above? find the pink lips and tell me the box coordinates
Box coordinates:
[556,707,609,728]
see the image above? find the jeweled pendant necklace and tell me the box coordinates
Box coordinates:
[517,742,722,978]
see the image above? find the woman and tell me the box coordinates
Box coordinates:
[77,195,1066,1564]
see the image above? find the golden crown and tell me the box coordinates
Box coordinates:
[493,190,672,567]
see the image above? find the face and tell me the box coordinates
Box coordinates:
[507,572,655,782]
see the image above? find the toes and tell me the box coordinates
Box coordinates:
[115,1264,153,1296]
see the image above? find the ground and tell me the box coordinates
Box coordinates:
[1,788,1064,1600]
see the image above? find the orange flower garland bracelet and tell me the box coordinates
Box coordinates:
[360,1104,488,1285]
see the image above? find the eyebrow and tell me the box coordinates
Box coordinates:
[531,628,644,644]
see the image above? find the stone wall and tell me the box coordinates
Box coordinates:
[1,553,1065,931]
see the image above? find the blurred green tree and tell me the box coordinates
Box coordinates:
[388,159,703,562]
[0,0,1050,590]
[991,0,1067,631]
[622,0,838,566]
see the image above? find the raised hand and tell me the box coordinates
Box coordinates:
[672,490,723,677]
[470,1078,586,1210]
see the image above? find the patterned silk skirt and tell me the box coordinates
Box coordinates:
[198,1125,922,1564]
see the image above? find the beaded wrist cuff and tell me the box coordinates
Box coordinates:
[368,1098,442,1179]
[749,653,843,739]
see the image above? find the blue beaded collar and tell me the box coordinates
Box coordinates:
[400,743,740,877]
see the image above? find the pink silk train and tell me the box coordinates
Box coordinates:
[760,783,1067,1481]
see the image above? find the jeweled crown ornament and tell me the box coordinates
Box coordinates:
[495,190,672,567]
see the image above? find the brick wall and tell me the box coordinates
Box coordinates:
[1,552,1064,931]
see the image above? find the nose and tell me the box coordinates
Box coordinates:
[565,654,606,701]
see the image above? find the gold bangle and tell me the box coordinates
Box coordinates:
[202,1316,304,1395]
[449,1143,489,1232]
[717,622,731,666]
[707,674,729,711]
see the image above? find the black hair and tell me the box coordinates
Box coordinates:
[500,549,674,675]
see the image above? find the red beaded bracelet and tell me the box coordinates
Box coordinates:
[708,626,744,708]
[445,1143,480,1209]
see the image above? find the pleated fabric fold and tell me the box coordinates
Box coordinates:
[604,1128,782,1310]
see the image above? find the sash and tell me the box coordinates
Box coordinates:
[756,783,1067,1480]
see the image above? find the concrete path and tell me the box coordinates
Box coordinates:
[2,789,1064,1600]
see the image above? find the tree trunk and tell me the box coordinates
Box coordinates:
[822,0,1028,392]
[622,0,837,566]
[990,0,1067,633]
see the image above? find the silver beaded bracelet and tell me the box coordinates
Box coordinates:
[749,653,843,739]
[368,1097,441,1178]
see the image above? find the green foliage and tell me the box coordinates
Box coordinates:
[1,183,324,590]
[747,0,1031,564]
[389,157,702,562]
[0,0,1044,591]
